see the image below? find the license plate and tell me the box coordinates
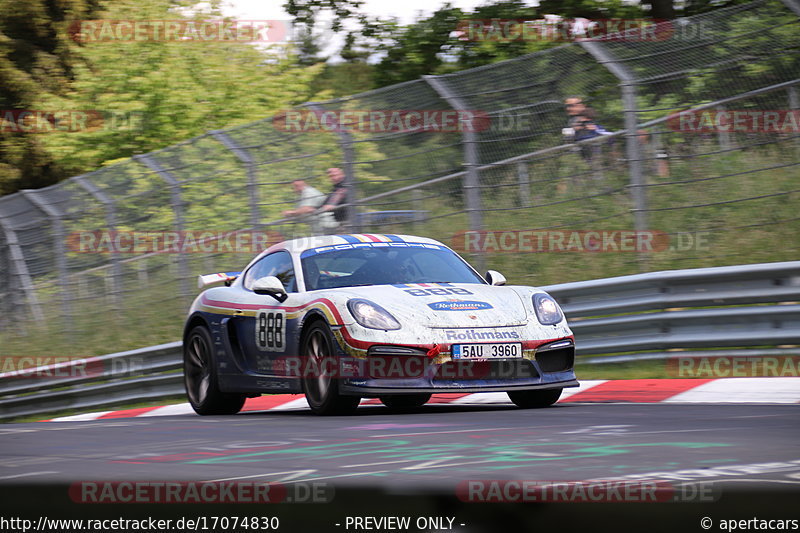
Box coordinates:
[451,343,522,360]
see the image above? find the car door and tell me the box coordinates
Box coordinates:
[235,251,297,375]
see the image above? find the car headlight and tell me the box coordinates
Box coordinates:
[532,293,563,325]
[347,299,401,330]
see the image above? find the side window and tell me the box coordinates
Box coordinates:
[244,251,296,292]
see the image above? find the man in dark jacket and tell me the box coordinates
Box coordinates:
[321,167,349,227]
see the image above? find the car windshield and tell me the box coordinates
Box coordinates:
[300,244,486,291]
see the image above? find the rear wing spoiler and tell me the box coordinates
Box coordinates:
[197,272,241,289]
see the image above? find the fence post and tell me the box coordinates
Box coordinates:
[209,130,261,228]
[134,155,190,298]
[580,41,648,269]
[19,190,73,337]
[716,104,732,151]
[0,207,44,323]
[412,189,424,233]
[789,84,800,151]
[423,75,486,272]
[779,0,800,16]
[74,174,123,308]
[305,103,359,233]
[517,161,531,208]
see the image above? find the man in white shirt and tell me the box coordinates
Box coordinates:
[282,179,338,234]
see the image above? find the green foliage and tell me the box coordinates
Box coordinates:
[0,0,98,194]
[309,62,374,99]
[1,0,322,194]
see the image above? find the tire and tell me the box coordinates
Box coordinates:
[302,321,360,415]
[379,394,431,410]
[507,388,563,408]
[183,325,246,415]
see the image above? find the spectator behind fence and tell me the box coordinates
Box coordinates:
[638,129,670,178]
[320,167,349,228]
[563,96,586,134]
[563,99,612,140]
[569,107,612,162]
[282,179,338,235]
[572,107,611,140]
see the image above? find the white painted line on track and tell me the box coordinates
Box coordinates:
[341,459,419,469]
[370,427,516,438]
[282,470,394,483]
[272,397,311,410]
[449,392,511,405]
[206,470,317,483]
[47,411,113,422]
[140,403,196,417]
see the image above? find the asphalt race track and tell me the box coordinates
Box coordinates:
[0,402,798,532]
[1,403,798,485]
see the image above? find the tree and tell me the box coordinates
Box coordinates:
[1,0,323,193]
[294,24,327,66]
[0,0,98,194]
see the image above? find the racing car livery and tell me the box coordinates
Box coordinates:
[183,234,578,415]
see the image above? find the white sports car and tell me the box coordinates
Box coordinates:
[183,234,577,415]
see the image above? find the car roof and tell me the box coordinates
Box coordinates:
[270,234,446,255]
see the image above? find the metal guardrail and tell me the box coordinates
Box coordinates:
[1,261,799,421]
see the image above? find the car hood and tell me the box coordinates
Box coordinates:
[330,283,530,328]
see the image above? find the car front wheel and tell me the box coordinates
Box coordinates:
[302,321,360,415]
[507,388,562,408]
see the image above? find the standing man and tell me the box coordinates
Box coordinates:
[283,179,338,235]
[563,96,586,136]
[320,167,349,228]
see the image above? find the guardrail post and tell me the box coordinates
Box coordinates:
[134,155,190,298]
[74,174,123,308]
[305,103,359,233]
[20,190,73,338]
[579,40,648,270]
[423,75,486,272]
[209,130,261,228]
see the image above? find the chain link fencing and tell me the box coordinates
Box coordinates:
[1,0,798,356]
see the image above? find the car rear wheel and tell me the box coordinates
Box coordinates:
[302,321,360,415]
[507,388,562,408]
[184,325,246,415]
[379,394,431,410]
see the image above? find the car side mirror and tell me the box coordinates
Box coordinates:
[252,276,288,302]
[485,270,507,286]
